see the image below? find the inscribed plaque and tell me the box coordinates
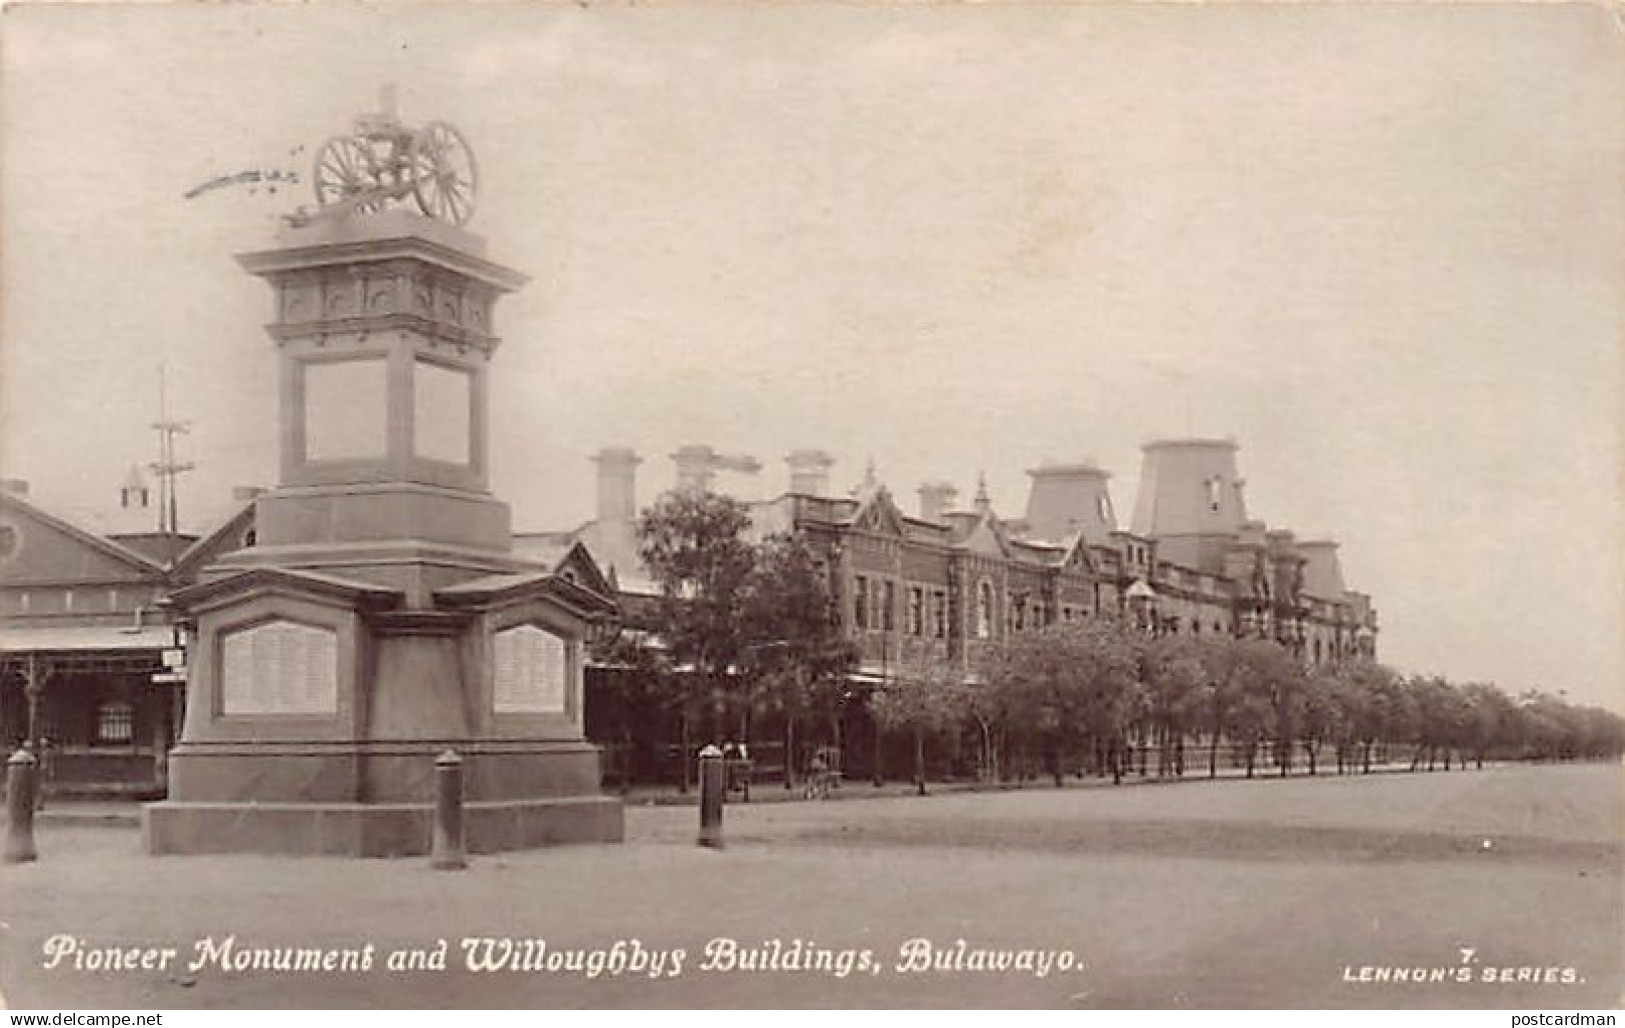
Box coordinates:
[492,624,568,714]
[221,621,338,715]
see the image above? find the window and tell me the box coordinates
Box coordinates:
[1063,606,1074,622]
[1207,476,1222,513]
[854,576,869,631]
[1097,495,1111,522]
[1013,596,1026,631]
[96,701,134,745]
[1033,601,1044,627]
[881,580,895,632]
[932,591,947,639]
[977,581,994,639]
[907,587,924,636]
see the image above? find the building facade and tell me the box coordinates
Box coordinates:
[534,437,1378,783]
[556,437,1378,686]
[0,477,258,796]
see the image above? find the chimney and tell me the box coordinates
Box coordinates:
[672,445,717,494]
[1,479,29,496]
[785,450,835,496]
[592,447,641,522]
[917,481,958,522]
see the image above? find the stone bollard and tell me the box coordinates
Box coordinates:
[431,749,467,871]
[5,748,39,864]
[697,744,725,849]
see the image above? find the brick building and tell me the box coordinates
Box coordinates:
[545,436,1377,681]
[529,436,1378,783]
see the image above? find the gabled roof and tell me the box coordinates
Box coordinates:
[547,539,619,608]
[0,490,166,577]
[435,567,618,621]
[168,565,403,613]
[1055,531,1098,574]
[170,501,257,582]
[953,509,1012,559]
[846,487,909,539]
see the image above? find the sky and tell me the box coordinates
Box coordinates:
[2,3,1621,709]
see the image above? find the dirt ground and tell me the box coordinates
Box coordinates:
[1,761,1619,1009]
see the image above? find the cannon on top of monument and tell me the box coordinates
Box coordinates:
[287,85,478,228]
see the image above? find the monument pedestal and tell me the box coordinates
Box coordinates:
[144,207,624,857]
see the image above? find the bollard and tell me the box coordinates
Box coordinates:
[5,749,39,864]
[697,744,725,849]
[430,749,467,871]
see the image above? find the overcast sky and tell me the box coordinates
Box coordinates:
[3,4,1621,709]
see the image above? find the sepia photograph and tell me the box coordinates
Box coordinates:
[1,1,1621,1012]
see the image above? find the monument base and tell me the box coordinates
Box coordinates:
[145,739,624,856]
[143,796,623,857]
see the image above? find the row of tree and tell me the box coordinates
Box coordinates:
[608,490,1625,793]
[871,617,1625,794]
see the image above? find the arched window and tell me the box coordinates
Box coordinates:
[976,581,994,639]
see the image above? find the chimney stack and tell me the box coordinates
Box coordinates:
[786,450,835,496]
[672,445,716,494]
[592,447,641,522]
[672,445,761,496]
[917,481,958,522]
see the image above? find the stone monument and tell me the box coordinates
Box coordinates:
[144,90,625,856]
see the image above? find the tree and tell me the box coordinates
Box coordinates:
[1140,635,1208,777]
[1299,668,1342,776]
[1197,636,1292,779]
[636,490,756,792]
[867,654,964,795]
[1351,661,1410,772]
[981,617,1143,785]
[739,532,856,787]
[1460,682,1516,769]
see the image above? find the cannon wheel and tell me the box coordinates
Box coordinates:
[313,136,385,213]
[409,121,478,225]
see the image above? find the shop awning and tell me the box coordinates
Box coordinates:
[0,624,172,654]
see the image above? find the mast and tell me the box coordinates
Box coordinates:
[149,363,194,563]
